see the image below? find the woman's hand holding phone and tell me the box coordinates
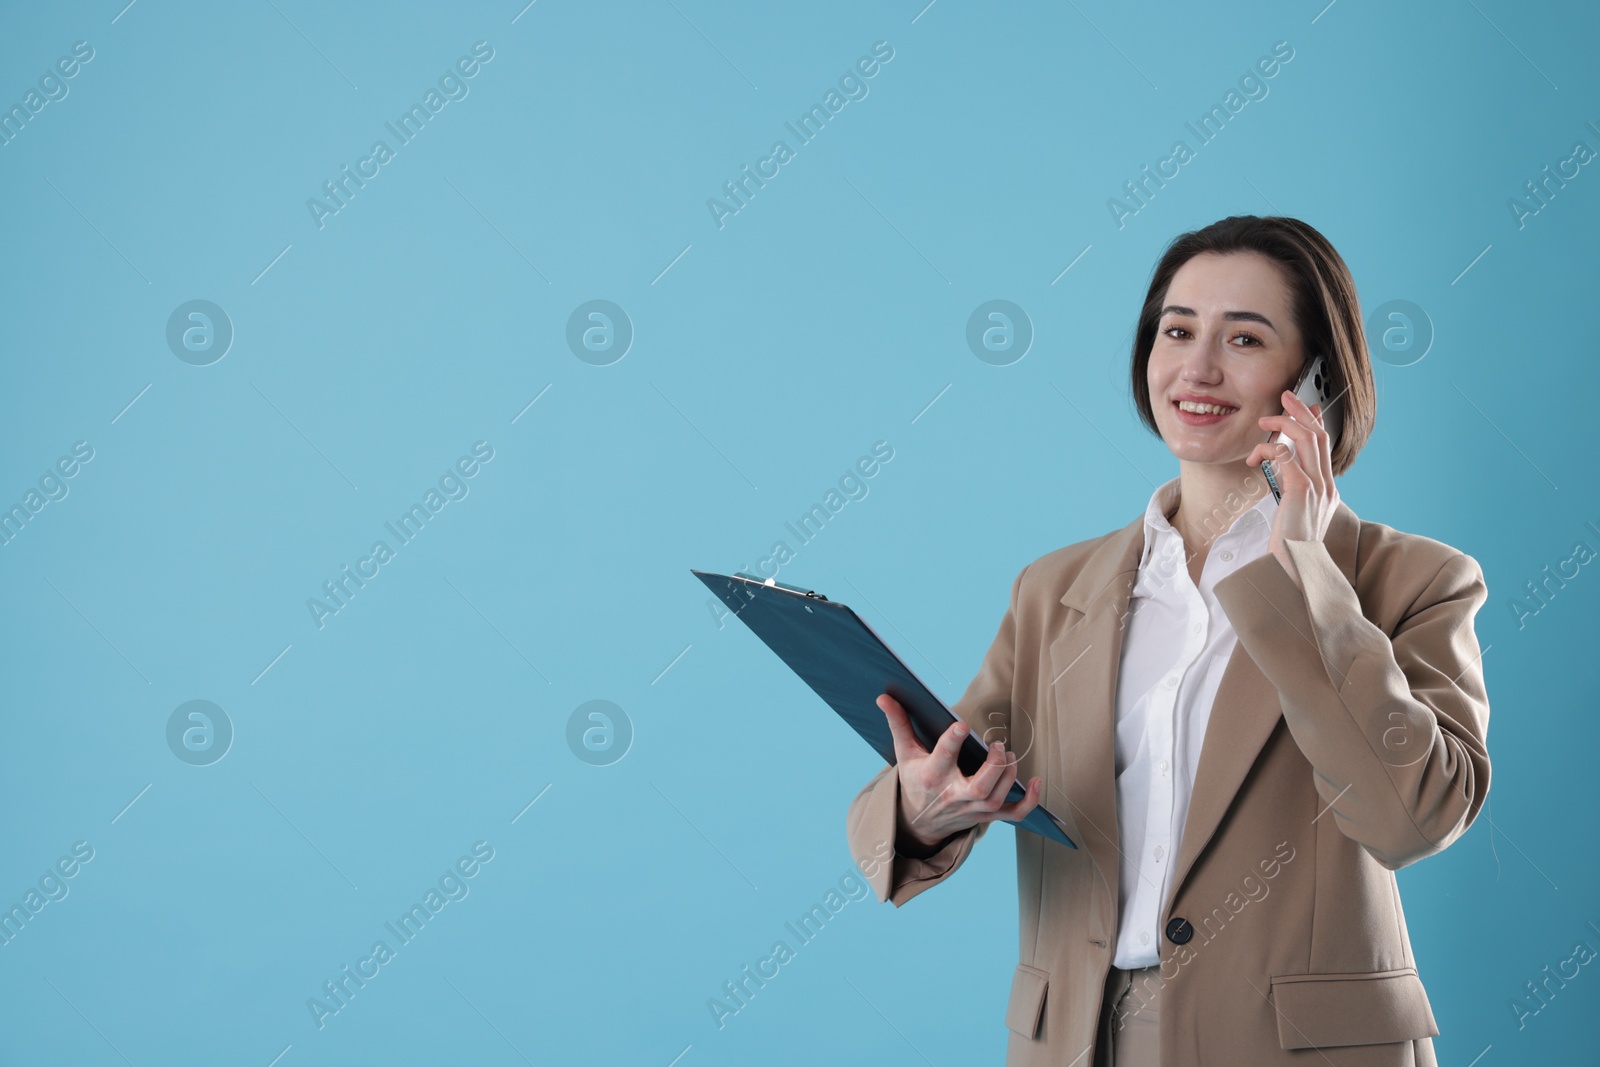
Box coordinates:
[876,693,1043,854]
[1249,389,1340,590]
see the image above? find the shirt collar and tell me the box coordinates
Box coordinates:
[1137,475,1278,574]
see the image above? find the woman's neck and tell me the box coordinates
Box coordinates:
[1167,462,1273,554]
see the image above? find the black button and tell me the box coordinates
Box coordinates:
[1165,917,1194,944]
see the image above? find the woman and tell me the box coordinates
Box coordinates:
[846,215,1490,1067]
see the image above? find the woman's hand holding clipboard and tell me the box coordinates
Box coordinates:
[690,567,1075,849]
[876,693,1043,856]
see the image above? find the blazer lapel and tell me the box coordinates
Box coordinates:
[1046,515,1145,901]
[1045,496,1362,923]
[1162,498,1359,913]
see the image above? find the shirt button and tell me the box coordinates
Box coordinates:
[1220,550,1234,561]
[1140,932,1150,946]
[1153,845,1164,860]
[1159,759,1169,774]
[1192,623,1202,635]
[1165,675,1177,687]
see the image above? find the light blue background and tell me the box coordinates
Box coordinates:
[2,1,1596,1064]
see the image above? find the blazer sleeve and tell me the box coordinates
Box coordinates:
[1213,539,1490,870]
[846,562,1030,906]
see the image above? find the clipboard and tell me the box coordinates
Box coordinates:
[692,568,1076,849]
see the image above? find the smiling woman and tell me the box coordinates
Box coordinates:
[1131,222,1374,484]
[1127,222,1379,592]
[848,215,1490,1067]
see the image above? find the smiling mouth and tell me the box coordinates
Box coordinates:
[1174,400,1239,415]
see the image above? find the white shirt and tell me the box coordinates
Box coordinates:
[1110,475,1278,969]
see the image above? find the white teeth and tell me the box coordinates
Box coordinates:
[1177,400,1237,415]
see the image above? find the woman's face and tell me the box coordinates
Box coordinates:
[1147,251,1307,470]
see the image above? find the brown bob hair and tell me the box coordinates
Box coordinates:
[1129,215,1376,477]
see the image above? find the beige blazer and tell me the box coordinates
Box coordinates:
[846,497,1490,1066]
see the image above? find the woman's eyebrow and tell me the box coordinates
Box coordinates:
[1159,304,1278,331]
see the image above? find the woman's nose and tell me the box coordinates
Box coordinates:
[1180,340,1225,379]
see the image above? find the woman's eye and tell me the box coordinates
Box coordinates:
[1161,326,1265,347]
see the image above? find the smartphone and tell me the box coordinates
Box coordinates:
[1260,354,1344,502]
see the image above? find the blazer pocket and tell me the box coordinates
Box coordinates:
[1004,963,1049,1039]
[1269,967,1440,1049]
